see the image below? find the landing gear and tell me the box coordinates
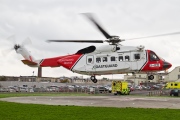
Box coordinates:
[90,76,97,83]
[148,75,154,80]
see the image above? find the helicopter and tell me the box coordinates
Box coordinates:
[9,13,175,83]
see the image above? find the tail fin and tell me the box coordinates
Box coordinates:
[15,45,38,67]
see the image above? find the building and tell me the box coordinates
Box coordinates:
[124,73,166,86]
[164,66,180,82]
[2,67,180,85]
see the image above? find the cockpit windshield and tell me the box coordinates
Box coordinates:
[149,51,159,61]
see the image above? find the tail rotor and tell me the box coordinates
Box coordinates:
[1,35,32,56]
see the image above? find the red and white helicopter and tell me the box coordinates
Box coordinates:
[11,14,174,83]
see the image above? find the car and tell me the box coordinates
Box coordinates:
[104,85,112,93]
[152,85,160,90]
[128,85,134,91]
[8,86,19,92]
[98,87,109,93]
[135,86,142,90]
[19,87,28,92]
[170,89,180,96]
[146,86,152,90]
[108,87,112,93]
[0,88,9,92]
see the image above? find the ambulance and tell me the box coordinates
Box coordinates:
[165,82,180,89]
[112,81,130,95]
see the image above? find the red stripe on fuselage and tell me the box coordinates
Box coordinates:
[40,55,67,67]
[57,54,83,70]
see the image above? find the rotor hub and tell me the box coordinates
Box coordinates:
[14,44,20,50]
[106,36,125,45]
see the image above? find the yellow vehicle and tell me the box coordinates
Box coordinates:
[165,82,180,89]
[112,81,130,95]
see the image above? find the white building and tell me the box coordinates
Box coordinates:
[164,66,180,82]
[124,74,160,86]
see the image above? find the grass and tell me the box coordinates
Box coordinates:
[0,93,180,120]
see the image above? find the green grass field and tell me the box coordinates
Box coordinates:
[0,93,180,120]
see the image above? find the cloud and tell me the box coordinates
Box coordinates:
[0,0,180,79]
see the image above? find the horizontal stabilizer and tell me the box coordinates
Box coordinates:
[21,60,37,66]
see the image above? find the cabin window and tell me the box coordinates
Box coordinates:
[149,51,159,61]
[125,55,130,61]
[86,56,94,64]
[88,58,93,63]
[175,83,178,86]
[111,56,116,61]
[134,54,140,60]
[103,57,107,62]
[171,83,173,86]
[96,57,101,63]
[119,56,123,61]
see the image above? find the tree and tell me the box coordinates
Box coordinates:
[0,76,7,81]
[60,79,69,83]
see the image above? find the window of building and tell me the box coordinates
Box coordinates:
[134,54,140,60]
[119,56,123,61]
[178,75,180,79]
[111,56,116,61]
[96,57,101,63]
[103,57,107,62]
[125,55,130,61]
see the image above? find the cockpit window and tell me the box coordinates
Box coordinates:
[149,51,159,61]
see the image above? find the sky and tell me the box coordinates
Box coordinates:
[0,0,180,79]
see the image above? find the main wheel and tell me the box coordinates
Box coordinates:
[90,76,95,80]
[93,79,97,83]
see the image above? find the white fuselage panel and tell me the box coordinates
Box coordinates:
[72,46,147,75]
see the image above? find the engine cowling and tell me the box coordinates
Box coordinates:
[95,45,117,53]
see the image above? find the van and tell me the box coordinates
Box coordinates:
[165,82,180,89]
[170,89,180,96]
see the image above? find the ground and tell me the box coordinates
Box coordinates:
[1,96,180,109]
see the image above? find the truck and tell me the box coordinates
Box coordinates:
[165,82,180,89]
[112,81,130,95]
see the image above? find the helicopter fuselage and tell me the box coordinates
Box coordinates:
[39,45,172,76]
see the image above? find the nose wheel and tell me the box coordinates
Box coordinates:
[90,76,97,83]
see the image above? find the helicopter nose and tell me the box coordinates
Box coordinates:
[163,61,172,70]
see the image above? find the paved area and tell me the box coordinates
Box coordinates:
[1,96,180,109]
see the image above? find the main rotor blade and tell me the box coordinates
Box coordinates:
[7,35,16,45]
[47,40,104,43]
[2,48,14,56]
[82,13,112,39]
[22,37,32,46]
[126,32,180,40]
